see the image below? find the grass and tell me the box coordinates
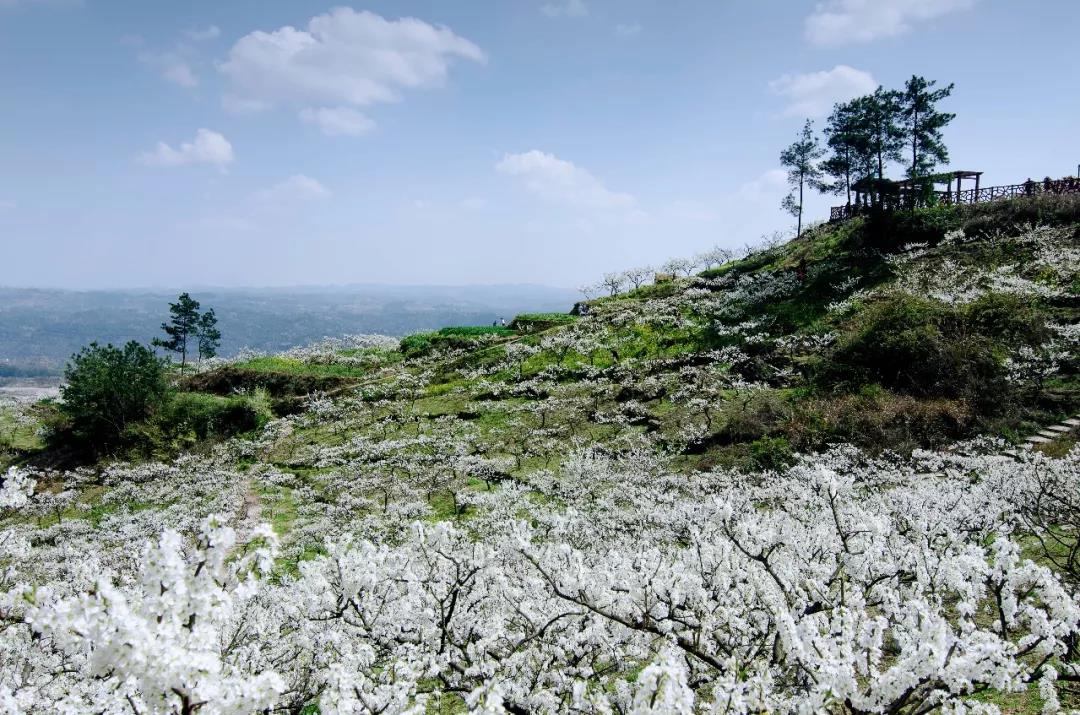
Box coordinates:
[232,355,371,379]
[0,406,43,453]
[513,312,576,324]
[258,484,299,536]
[436,326,515,337]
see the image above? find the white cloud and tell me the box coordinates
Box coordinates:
[769,65,877,117]
[219,7,485,123]
[139,51,199,87]
[615,22,642,37]
[806,0,976,46]
[257,174,330,202]
[139,129,234,169]
[496,150,636,212]
[299,106,376,136]
[185,25,220,42]
[0,200,16,211]
[541,0,588,18]
[736,169,789,200]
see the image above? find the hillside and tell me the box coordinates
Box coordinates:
[158,194,1077,471]
[2,195,1080,713]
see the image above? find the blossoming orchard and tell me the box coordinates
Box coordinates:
[2,213,1080,714]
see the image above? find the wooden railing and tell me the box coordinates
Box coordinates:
[829,177,1080,222]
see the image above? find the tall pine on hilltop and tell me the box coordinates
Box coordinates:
[899,75,955,179]
[153,293,201,374]
[780,119,828,237]
[197,308,222,363]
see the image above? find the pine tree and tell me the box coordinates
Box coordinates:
[780,119,828,237]
[822,100,867,204]
[899,75,955,179]
[859,87,905,183]
[152,292,201,374]
[197,309,222,363]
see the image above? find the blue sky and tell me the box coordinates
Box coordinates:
[1,0,1078,289]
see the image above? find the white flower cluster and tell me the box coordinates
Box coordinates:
[0,468,34,510]
[2,444,1080,713]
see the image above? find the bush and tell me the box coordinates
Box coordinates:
[960,193,1080,234]
[965,292,1051,345]
[401,328,514,359]
[400,333,434,358]
[57,341,169,450]
[748,436,794,471]
[863,205,962,251]
[162,391,271,441]
[820,294,1005,405]
[788,392,975,452]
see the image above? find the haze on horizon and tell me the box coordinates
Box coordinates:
[1,0,1078,290]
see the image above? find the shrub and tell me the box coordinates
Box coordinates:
[788,392,975,452]
[748,436,794,471]
[162,391,271,441]
[57,342,169,450]
[960,193,1080,233]
[863,205,962,252]
[820,294,1005,404]
[965,292,1051,345]
[400,333,434,358]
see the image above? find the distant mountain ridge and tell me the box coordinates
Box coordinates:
[0,284,579,373]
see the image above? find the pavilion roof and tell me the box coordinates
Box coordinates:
[895,170,983,187]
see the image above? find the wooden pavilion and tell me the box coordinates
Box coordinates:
[896,170,984,205]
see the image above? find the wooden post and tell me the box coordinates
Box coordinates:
[974,174,980,199]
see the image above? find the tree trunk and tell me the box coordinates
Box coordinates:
[911,106,919,179]
[797,174,804,237]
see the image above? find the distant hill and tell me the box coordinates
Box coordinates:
[0,283,578,374]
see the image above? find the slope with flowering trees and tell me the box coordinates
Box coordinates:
[1,194,1079,713]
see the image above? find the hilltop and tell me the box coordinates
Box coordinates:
[1,194,1080,713]
[110,192,1079,470]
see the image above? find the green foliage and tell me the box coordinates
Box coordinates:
[0,403,47,456]
[513,313,576,323]
[197,308,222,361]
[401,327,515,359]
[436,326,515,337]
[822,101,865,203]
[965,293,1051,345]
[850,88,905,183]
[780,119,828,235]
[898,75,955,179]
[819,292,1045,408]
[400,333,434,358]
[57,341,169,450]
[748,436,794,471]
[510,313,577,333]
[960,193,1080,235]
[152,293,202,373]
[865,204,962,251]
[161,391,271,441]
[231,356,371,379]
